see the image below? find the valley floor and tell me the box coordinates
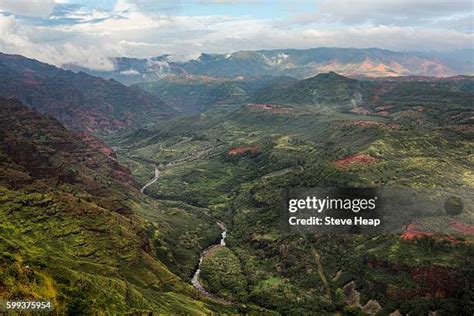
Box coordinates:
[109,98,474,315]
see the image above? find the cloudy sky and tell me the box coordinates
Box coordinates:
[0,0,472,70]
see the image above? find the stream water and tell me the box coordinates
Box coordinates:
[141,165,230,303]
[140,164,160,194]
[191,221,229,303]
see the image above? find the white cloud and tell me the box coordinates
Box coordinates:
[51,8,111,23]
[119,69,140,75]
[315,0,474,26]
[0,0,62,17]
[114,0,139,13]
[0,0,472,70]
[199,0,262,3]
[0,13,116,70]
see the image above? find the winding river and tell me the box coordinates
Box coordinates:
[191,222,229,303]
[141,164,230,303]
[140,164,160,193]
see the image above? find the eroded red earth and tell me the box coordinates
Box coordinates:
[450,219,474,235]
[228,145,260,156]
[78,131,116,158]
[334,154,376,168]
[400,223,432,240]
[400,221,473,244]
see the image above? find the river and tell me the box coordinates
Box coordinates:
[191,222,230,303]
[141,164,230,303]
[140,164,160,193]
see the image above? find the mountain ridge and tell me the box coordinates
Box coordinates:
[63,47,467,85]
[0,53,175,134]
[253,71,372,106]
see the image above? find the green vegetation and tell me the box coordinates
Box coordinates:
[113,74,474,314]
[133,199,221,278]
[0,186,216,314]
[2,69,473,314]
[254,71,373,105]
[200,246,248,301]
[0,98,231,314]
[136,75,288,114]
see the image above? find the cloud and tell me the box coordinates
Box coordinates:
[431,14,474,33]
[114,0,138,12]
[313,0,474,26]
[0,0,472,70]
[0,13,116,70]
[199,0,262,4]
[119,69,140,75]
[114,0,184,14]
[0,0,64,17]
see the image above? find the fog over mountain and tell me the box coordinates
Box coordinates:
[65,47,473,85]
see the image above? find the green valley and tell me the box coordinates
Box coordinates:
[0,98,254,314]
[108,73,474,315]
[2,1,474,314]
[0,51,472,315]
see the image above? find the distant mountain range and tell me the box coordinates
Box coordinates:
[65,47,474,85]
[3,50,472,130]
[0,53,174,134]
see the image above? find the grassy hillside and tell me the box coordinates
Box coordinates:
[136,75,294,114]
[0,98,236,314]
[254,71,373,105]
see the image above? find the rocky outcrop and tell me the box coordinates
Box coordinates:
[343,281,383,315]
[367,259,467,299]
